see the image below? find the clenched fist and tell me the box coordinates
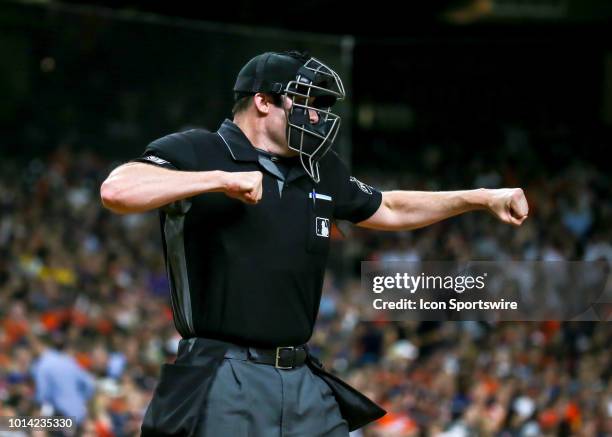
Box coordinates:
[486,188,529,226]
[222,171,263,204]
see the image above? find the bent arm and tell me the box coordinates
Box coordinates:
[358,188,528,231]
[100,162,227,214]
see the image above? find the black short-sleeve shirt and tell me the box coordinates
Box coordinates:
[132,119,382,347]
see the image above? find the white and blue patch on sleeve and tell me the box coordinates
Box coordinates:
[143,155,171,166]
[349,176,374,195]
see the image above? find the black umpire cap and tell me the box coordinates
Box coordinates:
[233,51,339,105]
[233,51,307,101]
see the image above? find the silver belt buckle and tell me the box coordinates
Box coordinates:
[275,346,295,369]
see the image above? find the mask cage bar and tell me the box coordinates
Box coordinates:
[282,57,345,183]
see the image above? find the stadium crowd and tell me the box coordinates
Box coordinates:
[0,133,610,436]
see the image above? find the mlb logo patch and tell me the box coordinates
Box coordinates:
[315,217,330,238]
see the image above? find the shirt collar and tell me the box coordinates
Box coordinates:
[216,119,309,183]
[216,119,259,162]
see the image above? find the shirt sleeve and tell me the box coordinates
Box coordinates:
[74,361,96,400]
[131,132,198,171]
[329,153,382,223]
[32,362,50,405]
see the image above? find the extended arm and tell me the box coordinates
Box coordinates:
[358,188,528,231]
[100,162,263,214]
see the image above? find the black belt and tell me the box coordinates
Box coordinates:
[227,345,308,370]
[178,338,308,370]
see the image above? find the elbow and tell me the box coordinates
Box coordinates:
[100,179,128,213]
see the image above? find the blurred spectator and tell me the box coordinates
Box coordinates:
[30,334,95,425]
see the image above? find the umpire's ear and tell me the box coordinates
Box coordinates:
[253,93,277,115]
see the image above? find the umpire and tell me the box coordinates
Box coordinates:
[100,50,529,436]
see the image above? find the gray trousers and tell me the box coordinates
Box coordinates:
[141,338,349,437]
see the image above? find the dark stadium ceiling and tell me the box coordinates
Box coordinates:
[53,0,612,38]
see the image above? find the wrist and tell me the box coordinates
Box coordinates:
[201,170,228,193]
[467,188,490,210]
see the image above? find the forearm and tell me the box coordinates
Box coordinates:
[100,162,227,214]
[362,189,489,231]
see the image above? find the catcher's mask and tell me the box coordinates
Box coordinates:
[233,51,345,182]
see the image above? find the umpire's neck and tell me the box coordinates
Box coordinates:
[233,94,296,157]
